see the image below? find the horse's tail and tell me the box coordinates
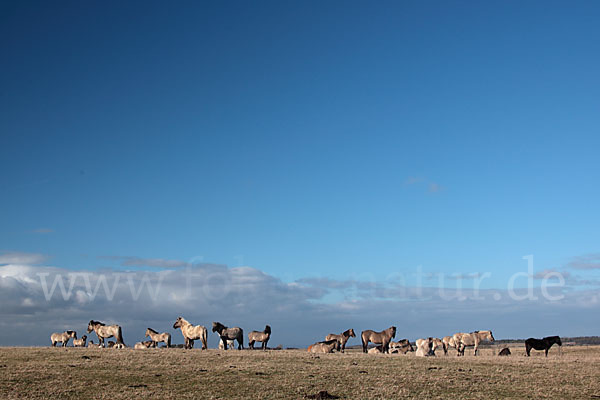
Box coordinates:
[239,328,244,349]
[116,326,125,345]
[201,327,208,350]
[167,334,171,348]
[307,344,313,352]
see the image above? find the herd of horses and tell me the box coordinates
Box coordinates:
[49,319,562,357]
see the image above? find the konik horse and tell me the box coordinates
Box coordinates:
[87,321,125,348]
[361,326,396,354]
[173,316,208,350]
[248,325,271,350]
[325,329,356,353]
[453,330,495,356]
[525,336,562,357]
[212,322,244,350]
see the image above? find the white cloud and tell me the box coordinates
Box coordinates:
[0,251,48,265]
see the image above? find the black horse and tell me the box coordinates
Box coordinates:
[525,336,562,357]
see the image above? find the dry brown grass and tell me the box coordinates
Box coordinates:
[1,345,599,399]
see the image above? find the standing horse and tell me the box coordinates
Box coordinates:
[453,330,495,356]
[361,326,396,353]
[173,316,208,350]
[525,336,562,357]
[442,335,458,356]
[50,330,77,347]
[212,322,244,350]
[325,328,356,353]
[87,320,125,348]
[248,325,271,350]
[145,328,171,348]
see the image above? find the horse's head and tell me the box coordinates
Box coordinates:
[265,325,272,334]
[81,335,87,341]
[67,330,77,339]
[487,330,495,342]
[348,329,356,338]
[87,321,95,333]
[173,317,183,329]
[212,322,224,333]
[555,336,562,346]
[390,326,397,339]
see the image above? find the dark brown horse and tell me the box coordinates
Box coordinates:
[361,326,396,353]
[525,336,562,357]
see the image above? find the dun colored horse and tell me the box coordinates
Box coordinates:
[134,340,155,349]
[361,327,396,354]
[308,339,338,353]
[453,330,495,356]
[73,335,87,347]
[145,328,171,348]
[212,322,244,350]
[525,336,562,357]
[50,330,77,347]
[442,335,458,356]
[415,338,434,357]
[87,320,125,348]
[389,339,414,354]
[325,329,355,353]
[173,316,208,350]
[248,325,271,350]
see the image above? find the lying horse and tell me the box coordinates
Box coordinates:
[173,316,208,350]
[145,328,171,348]
[389,339,414,354]
[134,341,155,349]
[87,320,125,348]
[525,336,562,357]
[361,326,396,354]
[453,330,495,356]
[308,339,338,353]
[415,338,434,357]
[50,330,77,347]
[498,347,511,356]
[212,322,244,350]
[248,325,271,350]
[325,328,355,353]
[73,335,87,347]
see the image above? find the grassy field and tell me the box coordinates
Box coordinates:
[1,345,599,399]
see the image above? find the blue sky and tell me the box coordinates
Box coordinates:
[1,1,599,345]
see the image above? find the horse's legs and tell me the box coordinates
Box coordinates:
[545,348,549,357]
[249,340,254,349]
[263,339,268,350]
[525,343,531,356]
[238,337,243,350]
[362,338,368,353]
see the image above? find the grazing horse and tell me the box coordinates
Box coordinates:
[308,339,338,353]
[361,326,396,354]
[50,330,77,347]
[145,328,171,348]
[389,339,414,354]
[87,320,125,348]
[442,335,458,356]
[525,336,562,357]
[173,316,208,350]
[73,335,87,347]
[325,328,356,353]
[453,330,495,356]
[248,325,271,350]
[212,322,244,350]
[430,338,444,355]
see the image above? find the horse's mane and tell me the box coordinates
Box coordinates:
[212,322,226,332]
[320,339,338,345]
[343,328,353,337]
[264,325,271,334]
[89,320,105,326]
[66,330,75,335]
[147,328,158,334]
